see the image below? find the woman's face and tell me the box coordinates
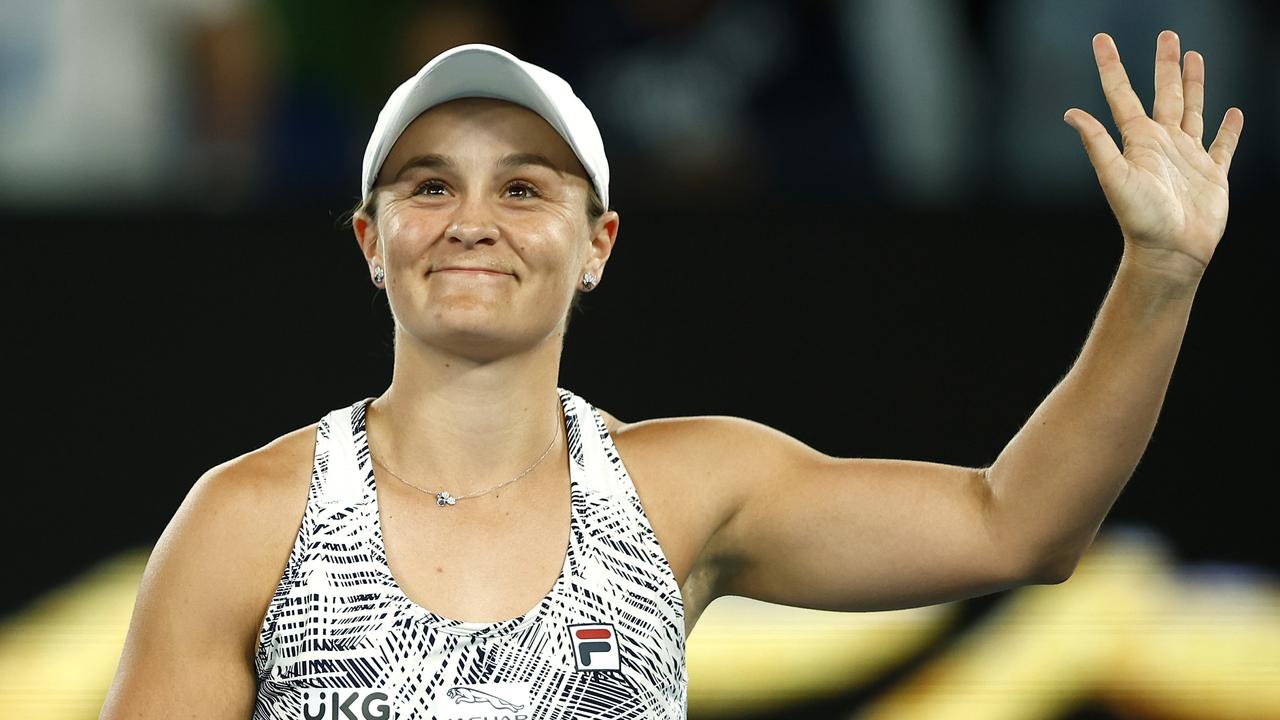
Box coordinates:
[355,97,617,362]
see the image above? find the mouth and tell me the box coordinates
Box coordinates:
[432,268,512,277]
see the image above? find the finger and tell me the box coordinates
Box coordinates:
[1181,50,1206,145]
[1152,30,1184,126]
[1208,107,1244,174]
[1092,33,1147,130]
[1064,108,1125,182]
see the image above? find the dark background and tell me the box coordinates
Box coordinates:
[13,198,1274,609]
[3,1,1275,717]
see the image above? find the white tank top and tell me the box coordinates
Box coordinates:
[251,387,688,719]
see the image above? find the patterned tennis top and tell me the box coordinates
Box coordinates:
[252,387,687,719]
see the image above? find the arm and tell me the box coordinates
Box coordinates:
[1006,29,1244,578]
[100,440,311,718]
[984,254,1199,582]
[695,30,1244,613]
[687,272,1199,608]
[685,418,1027,613]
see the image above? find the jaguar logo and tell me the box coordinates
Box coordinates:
[445,685,525,711]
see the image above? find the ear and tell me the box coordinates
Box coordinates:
[584,210,620,282]
[352,204,380,271]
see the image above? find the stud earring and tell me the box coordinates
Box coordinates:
[373,265,385,286]
[582,271,597,290]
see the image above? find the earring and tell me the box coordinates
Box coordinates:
[373,265,385,287]
[582,271,598,290]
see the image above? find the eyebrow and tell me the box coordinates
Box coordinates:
[392,152,565,181]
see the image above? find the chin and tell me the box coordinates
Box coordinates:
[411,313,516,350]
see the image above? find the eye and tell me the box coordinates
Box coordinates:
[414,180,448,196]
[501,180,537,197]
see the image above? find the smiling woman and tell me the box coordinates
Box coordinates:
[342,146,607,332]
[100,30,1245,720]
[354,96,615,359]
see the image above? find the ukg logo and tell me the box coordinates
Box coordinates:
[300,688,392,720]
[569,623,620,671]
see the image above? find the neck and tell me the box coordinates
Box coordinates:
[366,327,567,498]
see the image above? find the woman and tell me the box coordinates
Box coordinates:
[102,32,1242,719]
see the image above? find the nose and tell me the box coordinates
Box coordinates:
[446,200,499,248]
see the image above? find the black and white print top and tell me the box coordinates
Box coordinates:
[252,387,688,719]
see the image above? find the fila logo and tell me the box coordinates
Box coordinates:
[569,623,621,671]
[300,689,393,720]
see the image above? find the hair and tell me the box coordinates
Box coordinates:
[341,179,607,346]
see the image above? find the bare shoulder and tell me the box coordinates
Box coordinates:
[609,412,804,480]
[203,421,320,620]
[594,412,819,628]
[594,411,794,563]
[208,421,318,498]
[596,406,756,449]
[160,418,322,635]
[594,406,627,435]
[188,422,319,571]
[101,420,320,717]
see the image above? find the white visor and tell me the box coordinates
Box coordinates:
[360,43,609,211]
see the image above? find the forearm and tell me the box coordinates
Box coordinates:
[984,246,1203,581]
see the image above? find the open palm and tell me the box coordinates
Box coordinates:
[1064,30,1244,277]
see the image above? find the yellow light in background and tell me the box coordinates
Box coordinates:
[855,531,1280,720]
[857,531,1170,719]
[687,596,955,717]
[0,548,149,720]
[1098,565,1280,720]
[1,531,1276,720]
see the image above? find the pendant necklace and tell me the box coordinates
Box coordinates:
[363,404,558,504]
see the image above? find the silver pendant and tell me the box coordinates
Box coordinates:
[435,491,457,507]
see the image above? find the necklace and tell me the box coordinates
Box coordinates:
[368,404,561,507]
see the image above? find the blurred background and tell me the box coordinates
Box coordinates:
[3,0,1276,718]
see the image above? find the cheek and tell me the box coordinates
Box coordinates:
[382,212,403,240]
[381,212,438,266]
[378,213,407,262]
[522,228,587,281]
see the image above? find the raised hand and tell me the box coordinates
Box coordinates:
[1063,31,1244,280]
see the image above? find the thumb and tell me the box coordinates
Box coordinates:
[1063,108,1089,133]
[1063,108,1124,175]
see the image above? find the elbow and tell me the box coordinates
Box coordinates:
[1030,564,1075,585]
[1023,551,1080,585]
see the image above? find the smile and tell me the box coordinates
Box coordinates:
[432,269,512,277]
